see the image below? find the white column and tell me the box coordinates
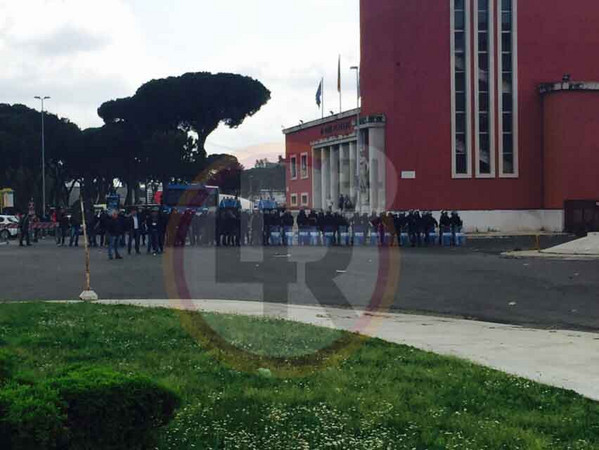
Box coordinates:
[370,127,387,211]
[339,143,350,197]
[312,147,322,210]
[349,141,357,202]
[330,146,340,210]
[368,129,378,213]
[321,147,331,210]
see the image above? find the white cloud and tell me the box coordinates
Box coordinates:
[0,0,157,126]
[14,25,109,56]
[0,0,359,164]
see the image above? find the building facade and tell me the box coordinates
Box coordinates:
[284,0,599,232]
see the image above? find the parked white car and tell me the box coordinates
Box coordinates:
[0,215,19,240]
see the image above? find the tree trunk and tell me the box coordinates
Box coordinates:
[125,180,133,206]
[134,181,141,205]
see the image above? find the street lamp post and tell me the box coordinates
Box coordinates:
[34,96,50,218]
[350,66,361,212]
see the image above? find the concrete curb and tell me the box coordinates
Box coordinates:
[502,250,599,260]
[93,299,599,402]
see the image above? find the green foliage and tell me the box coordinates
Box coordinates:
[98,72,271,140]
[243,164,286,197]
[0,382,67,450]
[0,346,179,450]
[0,103,81,211]
[47,367,180,450]
[205,154,244,194]
[0,349,16,385]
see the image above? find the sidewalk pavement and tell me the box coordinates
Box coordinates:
[468,231,569,237]
[503,233,599,259]
[95,299,599,402]
[502,250,599,260]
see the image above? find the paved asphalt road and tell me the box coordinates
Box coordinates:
[1,235,598,331]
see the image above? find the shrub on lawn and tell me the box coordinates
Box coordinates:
[0,382,67,450]
[0,350,16,385]
[47,367,180,450]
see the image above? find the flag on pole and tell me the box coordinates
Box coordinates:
[316,79,323,108]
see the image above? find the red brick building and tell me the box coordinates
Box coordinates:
[284,0,599,232]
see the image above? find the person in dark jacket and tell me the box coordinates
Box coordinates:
[98,210,109,247]
[394,212,407,246]
[118,211,127,248]
[18,213,31,247]
[270,209,282,246]
[107,210,123,260]
[338,194,345,212]
[297,209,309,231]
[159,209,168,252]
[281,210,295,246]
[139,208,149,247]
[307,210,318,228]
[87,210,98,247]
[344,196,354,212]
[316,211,325,240]
[439,210,451,245]
[146,209,161,255]
[450,211,464,245]
[58,209,70,247]
[69,211,81,247]
[127,208,142,255]
[176,209,193,247]
[422,212,438,246]
[383,212,395,246]
[166,209,179,247]
[407,210,421,247]
[349,212,360,245]
[337,212,350,245]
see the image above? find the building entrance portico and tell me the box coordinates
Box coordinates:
[284,109,386,213]
[311,119,386,213]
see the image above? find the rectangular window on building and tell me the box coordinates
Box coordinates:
[300,153,308,179]
[498,0,518,176]
[301,193,309,206]
[475,0,494,176]
[290,155,297,180]
[290,194,298,207]
[452,0,471,177]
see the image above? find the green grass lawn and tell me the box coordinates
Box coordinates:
[0,303,598,449]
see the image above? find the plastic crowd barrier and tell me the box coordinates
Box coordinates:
[310,229,321,246]
[324,231,336,247]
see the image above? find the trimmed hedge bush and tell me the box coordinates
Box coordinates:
[0,350,16,385]
[0,382,67,450]
[0,367,180,450]
[48,367,180,450]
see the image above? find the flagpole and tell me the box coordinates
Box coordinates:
[322,77,325,119]
[338,55,342,113]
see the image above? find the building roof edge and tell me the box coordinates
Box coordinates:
[282,108,361,135]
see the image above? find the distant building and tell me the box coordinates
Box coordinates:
[242,158,286,204]
[284,0,599,232]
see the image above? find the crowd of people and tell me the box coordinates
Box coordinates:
[90,207,464,260]
[11,205,464,260]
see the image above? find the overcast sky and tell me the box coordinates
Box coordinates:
[0,0,360,167]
